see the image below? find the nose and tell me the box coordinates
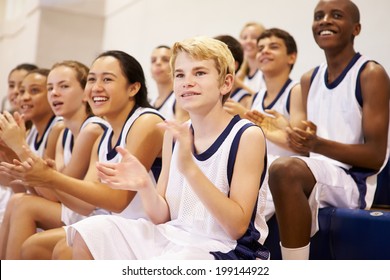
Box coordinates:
[182,75,195,88]
[320,13,331,25]
[49,87,59,97]
[91,80,103,92]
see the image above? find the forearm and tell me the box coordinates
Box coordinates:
[313,137,386,171]
[41,169,132,213]
[137,181,170,224]
[55,190,97,216]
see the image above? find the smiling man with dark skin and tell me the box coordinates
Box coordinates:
[268,0,390,259]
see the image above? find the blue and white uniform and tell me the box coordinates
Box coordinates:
[61,116,110,226]
[152,91,176,120]
[244,69,266,93]
[66,115,269,260]
[229,87,251,103]
[97,106,163,219]
[296,53,390,236]
[251,79,300,220]
[26,116,63,158]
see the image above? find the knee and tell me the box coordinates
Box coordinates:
[52,238,71,260]
[268,157,306,195]
[20,235,39,260]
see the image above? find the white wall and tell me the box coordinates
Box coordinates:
[1,0,389,101]
[102,0,390,100]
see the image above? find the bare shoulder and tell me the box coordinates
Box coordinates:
[300,68,316,92]
[360,61,390,100]
[131,111,165,134]
[240,124,266,147]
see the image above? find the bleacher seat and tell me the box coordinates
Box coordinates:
[265,159,390,260]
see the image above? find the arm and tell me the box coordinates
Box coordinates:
[96,131,172,224]
[44,112,164,213]
[185,125,266,239]
[289,63,390,170]
[52,123,107,213]
[163,120,266,239]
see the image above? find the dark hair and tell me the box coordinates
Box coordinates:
[258,28,297,70]
[8,63,38,79]
[214,35,244,73]
[95,50,152,108]
[26,68,51,78]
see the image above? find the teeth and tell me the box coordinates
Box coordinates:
[20,104,32,109]
[320,30,334,35]
[93,97,108,102]
[182,93,198,97]
[53,102,63,107]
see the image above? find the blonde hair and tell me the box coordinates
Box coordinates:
[239,21,265,38]
[170,36,235,103]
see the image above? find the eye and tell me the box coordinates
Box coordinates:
[87,77,96,83]
[195,71,206,76]
[60,84,69,89]
[175,73,184,78]
[30,87,41,95]
[314,12,323,21]
[47,86,53,92]
[103,77,112,82]
[333,11,343,19]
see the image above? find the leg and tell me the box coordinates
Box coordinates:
[72,231,94,260]
[52,237,72,260]
[0,192,27,259]
[21,227,65,260]
[5,195,62,259]
[268,157,315,251]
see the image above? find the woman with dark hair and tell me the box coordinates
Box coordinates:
[0,51,165,259]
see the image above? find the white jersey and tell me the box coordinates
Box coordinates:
[152,91,175,120]
[60,116,110,226]
[66,115,270,260]
[308,53,389,209]
[62,116,109,165]
[251,79,299,157]
[26,116,62,157]
[244,69,266,93]
[165,116,269,259]
[229,87,251,103]
[98,106,163,219]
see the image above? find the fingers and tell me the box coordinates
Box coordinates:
[116,146,135,162]
[96,162,117,176]
[264,109,282,118]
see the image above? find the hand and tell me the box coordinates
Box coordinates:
[0,111,27,153]
[0,146,52,187]
[246,109,290,133]
[223,99,249,118]
[287,121,317,154]
[158,120,195,175]
[96,146,151,191]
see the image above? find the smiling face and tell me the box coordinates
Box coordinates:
[312,0,361,50]
[7,69,29,111]
[173,52,231,115]
[239,24,264,60]
[256,35,296,76]
[85,56,135,120]
[47,65,86,118]
[19,73,52,122]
